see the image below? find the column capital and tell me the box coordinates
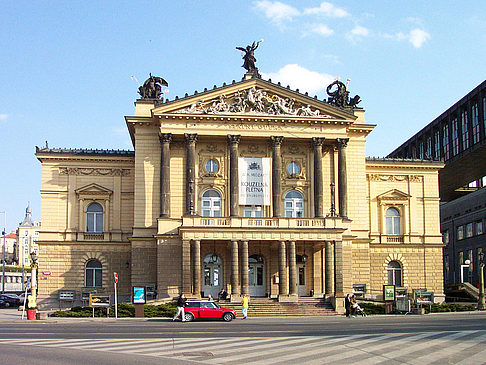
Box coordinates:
[159,133,172,143]
[270,136,284,147]
[312,137,325,147]
[227,134,241,145]
[336,138,349,149]
[184,133,198,144]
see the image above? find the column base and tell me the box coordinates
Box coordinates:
[278,295,298,303]
[331,295,345,314]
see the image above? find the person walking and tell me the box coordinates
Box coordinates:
[241,294,249,319]
[345,293,351,318]
[173,293,187,322]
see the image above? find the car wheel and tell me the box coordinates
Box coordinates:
[184,312,194,322]
[223,312,234,322]
[4,302,9,308]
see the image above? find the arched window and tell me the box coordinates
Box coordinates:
[86,202,103,233]
[284,190,304,218]
[386,207,401,235]
[85,259,102,287]
[249,254,264,264]
[201,189,222,217]
[387,261,402,287]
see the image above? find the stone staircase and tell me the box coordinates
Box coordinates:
[220,297,337,317]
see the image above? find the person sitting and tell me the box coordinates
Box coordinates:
[218,289,228,301]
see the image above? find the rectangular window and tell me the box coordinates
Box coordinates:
[466,223,473,238]
[434,130,441,159]
[442,230,449,244]
[24,230,28,236]
[444,255,450,283]
[461,110,470,150]
[476,221,483,235]
[418,141,424,159]
[472,103,480,144]
[483,97,486,133]
[457,225,464,240]
[452,118,459,156]
[426,137,432,159]
[443,124,450,160]
[243,206,263,217]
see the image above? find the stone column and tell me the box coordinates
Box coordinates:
[325,241,334,296]
[336,138,349,218]
[159,133,172,218]
[312,137,325,218]
[271,136,284,217]
[182,239,191,294]
[228,135,241,217]
[185,133,197,216]
[241,241,249,295]
[288,241,297,296]
[231,240,240,295]
[334,240,344,297]
[192,240,201,297]
[278,241,288,295]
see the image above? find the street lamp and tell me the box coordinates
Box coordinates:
[0,211,6,294]
[478,252,485,310]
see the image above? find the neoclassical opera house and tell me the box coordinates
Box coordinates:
[36,65,445,311]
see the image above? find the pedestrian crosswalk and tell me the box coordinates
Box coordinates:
[1,330,486,364]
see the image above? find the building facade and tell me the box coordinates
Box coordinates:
[36,74,444,310]
[16,204,40,268]
[388,80,486,288]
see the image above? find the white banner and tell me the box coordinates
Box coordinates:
[238,158,271,206]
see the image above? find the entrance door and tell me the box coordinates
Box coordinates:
[297,255,308,296]
[202,254,222,298]
[249,254,265,297]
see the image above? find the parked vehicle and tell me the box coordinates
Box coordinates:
[184,301,236,322]
[0,300,9,308]
[0,294,21,307]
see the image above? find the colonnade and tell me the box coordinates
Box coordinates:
[158,133,349,219]
[181,239,344,298]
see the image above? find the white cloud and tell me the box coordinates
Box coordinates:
[304,2,349,18]
[346,25,370,42]
[409,28,430,48]
[384,28,430,48]
[0,114,9,123]
[254,1,300,23]
[309,24,334,36]
[262,64,335,95]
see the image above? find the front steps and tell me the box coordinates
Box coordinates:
[221,297,337,317]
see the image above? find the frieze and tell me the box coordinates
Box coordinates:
[59,167,131,176]
[367,174,423,182]
[176,87,332,118]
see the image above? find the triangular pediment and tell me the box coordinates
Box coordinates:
[152,78,356,121]
[75,183,113,196]
[377,189,411,201]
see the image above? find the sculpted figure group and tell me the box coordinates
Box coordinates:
[181,87,326,117]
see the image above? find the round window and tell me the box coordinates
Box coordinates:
[205,159,219,173]
[287,161,301,175]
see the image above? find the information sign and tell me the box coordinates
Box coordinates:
[132,286,146,304]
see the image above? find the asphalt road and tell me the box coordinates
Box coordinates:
[0,308,485,339]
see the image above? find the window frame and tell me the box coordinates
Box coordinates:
[201,189,222,217]
[85,259,103,288]
[387,261,402,287]
[284,190,304,218]
[86,202,104,233]
[385,207,401,236]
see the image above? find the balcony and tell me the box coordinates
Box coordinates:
[157,216,350,242]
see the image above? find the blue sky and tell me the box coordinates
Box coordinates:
[1,1,485,232]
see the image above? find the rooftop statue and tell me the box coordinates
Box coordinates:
[138,73,168,99]
[236,39,263,75]
[326,80,361,108]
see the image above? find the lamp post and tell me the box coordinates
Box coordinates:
[0,211,6,294]
[478,252,485,310]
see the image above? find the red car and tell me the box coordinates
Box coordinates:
[184,301,236,322]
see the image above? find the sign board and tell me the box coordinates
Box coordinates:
[113,272,118,284]
[58,290,75,301]
[352,284,366,296]
[42,271,51,276]
[416,292,434,305]
[132,286,146,304]
[383,285,396,301]
[395,287,408,297]
[89,294,110,308]
[238,158,271,206]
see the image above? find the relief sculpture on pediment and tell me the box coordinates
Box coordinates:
[177,87,331,118]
